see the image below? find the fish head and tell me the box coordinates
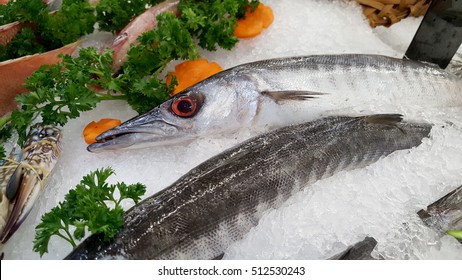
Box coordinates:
[87,74,262,152]
[24,124,62,149]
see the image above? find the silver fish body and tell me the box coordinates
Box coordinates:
[0,124,62,243]
[68,114,431,259]
[88,54,461,152]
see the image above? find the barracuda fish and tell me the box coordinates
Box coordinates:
[417,185,462,238]
[67,114,431,259]
[88,54,461,152]
[0,124,62,244]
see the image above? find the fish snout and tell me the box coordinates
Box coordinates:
[88,108,184,152]
[96,108,178,139]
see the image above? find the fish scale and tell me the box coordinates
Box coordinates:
[67,114,431,259]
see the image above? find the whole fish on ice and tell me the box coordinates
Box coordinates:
[67,114,431,259]
[88,54,461,152]
[0,124,62,244]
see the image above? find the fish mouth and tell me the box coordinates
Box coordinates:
[87,108,190,152]
[87,129,183,152]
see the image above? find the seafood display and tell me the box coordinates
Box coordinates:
[0,0,180,116]
[66,115,430,259]
[1,0,462,260]
[0,124,62,244]
[88,54,461,152]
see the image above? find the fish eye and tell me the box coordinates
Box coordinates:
[113,32,128,45]
[171,95,200,118]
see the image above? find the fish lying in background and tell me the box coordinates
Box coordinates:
[0,0,63,46]
[67,114,431,259]
[110,0,179,72]
[0,42,79,116]
[417,185,462,241]
[0,0,76,115]
[0,0,178,116]
[329,237,379,260]
[0,124,62,244]
[88,54,461,152]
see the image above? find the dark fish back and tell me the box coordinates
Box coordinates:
[66,115,431,260]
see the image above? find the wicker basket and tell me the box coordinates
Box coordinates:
[355,0,431,27]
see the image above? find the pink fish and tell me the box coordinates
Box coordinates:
[111,0,179,72]
[0,42,79,116]
[0,21,24,46]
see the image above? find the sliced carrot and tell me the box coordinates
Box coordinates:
[259,4,274,28]
[234,15,263,39]
[166,58,222,95]
[83,118,121,144]
[233,3,274,39]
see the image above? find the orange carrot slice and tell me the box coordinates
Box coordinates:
[233,3,274,39]
[83,118,121,144]
[166,58,222,95]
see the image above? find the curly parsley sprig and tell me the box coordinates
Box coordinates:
[0,48,122,147]
[96,0,165,33]
[0,0,96,62]
[33,167,147,257]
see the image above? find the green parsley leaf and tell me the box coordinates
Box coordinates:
[3,26,46,59]
[33,205,71,256]
[0,146,6,160]
[39,0,96,50]
[96,0,159,33]
[33,167,147,257]
[0,0,96,62]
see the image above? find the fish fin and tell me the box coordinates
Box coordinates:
[1,171,38,243]
[211,253,225,260]
[261,90,325,103]
[5,164,23,201]
[361,114,403,126]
